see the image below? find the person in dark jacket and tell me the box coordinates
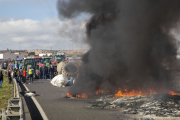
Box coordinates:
[48,65,50,79]
[19,67,23,82]
[17,68,20,80]
[13,69,16,78]
[49,65,54,79]
[42,66,47,79]
[14,69,20,83]
[0,71,4,87]
[7,69,12,84]
[39,67,42,80]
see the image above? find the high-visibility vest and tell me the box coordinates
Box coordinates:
[29,69,33,74]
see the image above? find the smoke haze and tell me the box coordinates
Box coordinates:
[57,0,180,95]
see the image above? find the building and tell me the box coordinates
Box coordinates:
[0,54,27,60]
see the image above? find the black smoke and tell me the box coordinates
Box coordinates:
[57,0,180,95]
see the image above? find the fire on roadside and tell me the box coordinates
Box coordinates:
[67,90,74,97]
[67,89,110,98]
[67,90,88,98]
[114,88,180,99]
[67,88,180,99]
[95,89,104,94]
[76,94,87,98]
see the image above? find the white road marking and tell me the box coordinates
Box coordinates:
[23,84,49,120]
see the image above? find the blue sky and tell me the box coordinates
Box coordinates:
[0,0,88,50]
[0,0,58,20]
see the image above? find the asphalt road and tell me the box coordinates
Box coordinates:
[24,79,131,120]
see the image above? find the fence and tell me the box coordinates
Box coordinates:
[1,70,24,120]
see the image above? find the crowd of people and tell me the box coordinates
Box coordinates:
[4,65,54,85]
[7,67,24,84]
[39,65,54,80]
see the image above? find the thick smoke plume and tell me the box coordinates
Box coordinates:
[57,0,180,95]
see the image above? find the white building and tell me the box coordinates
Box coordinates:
[0,54,27,60]
[39,53,52,57]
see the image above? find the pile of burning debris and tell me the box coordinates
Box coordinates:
[86,93,180,118]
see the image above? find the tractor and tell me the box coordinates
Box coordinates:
[22,57,36,79]
[42,57,52,66]
[52,53,67,66]
[11,59,24,69]
[0,60,8,69]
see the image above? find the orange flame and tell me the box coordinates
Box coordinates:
[67,90,73,97]
[67,88,180,99]
[76,93,87,98]
[166,90,180,95]
[67,90,87,98]
[96,89,104,94]
[114,88,180,98]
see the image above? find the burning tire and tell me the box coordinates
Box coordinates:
[62,63,79,79]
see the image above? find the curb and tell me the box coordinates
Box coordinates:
[23,84,49,120]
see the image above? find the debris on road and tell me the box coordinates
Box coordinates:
[24,92,35,97]
[20,91,36,96]
[86,93,180,118]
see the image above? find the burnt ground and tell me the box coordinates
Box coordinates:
[24,79,131,120]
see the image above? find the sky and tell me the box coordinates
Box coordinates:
[0,0,89,50]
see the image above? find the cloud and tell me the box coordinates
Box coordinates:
[0,17,88,50]
[11,37,26,42]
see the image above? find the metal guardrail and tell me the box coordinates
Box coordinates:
[1,69,24,120]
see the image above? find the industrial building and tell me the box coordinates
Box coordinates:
[0,53,27,60]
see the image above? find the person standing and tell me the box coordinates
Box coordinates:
[17,68,20,82]
[19,67,23,82]
[39,66,42,80]
[50,65,54,79]
[7,69,12,84]
[14,69,20,83]
[23,68,26,84]
[48,65,50,79]
[28,67,33,84]
[42,66,46,79]
[0,71,3,87]
[45,66,48,79]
